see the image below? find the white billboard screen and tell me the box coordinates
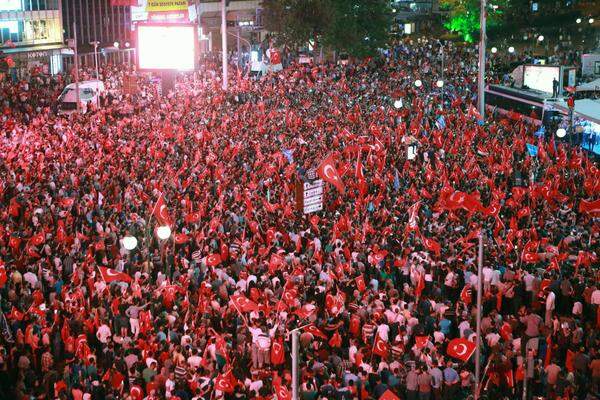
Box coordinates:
[523,65,560,94]
[137,24,197,71]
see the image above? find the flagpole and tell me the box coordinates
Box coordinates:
[474,232,484,399]
[291,328,299,400]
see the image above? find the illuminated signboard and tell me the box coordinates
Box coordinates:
[136,23,198,71]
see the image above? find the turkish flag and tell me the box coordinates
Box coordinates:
[522,252,541,263]
[29,232,45,247]
[415,335,428,349]
[8,306,24,321]
[379,390,400,400]
[355,275,366,292]
[152,193,172,226]
[317,154,345,194]
[174,233,189,244]
[230,294,259,313]
[294,304,316,320]
[274,382,291,400]
[414,271,425,298]
[271,336,285,365]
[303,324,328,339]
[329,331,342,348]
[460,285,472,305]
[56,220,68,243]
[0,266,7,288]
[421,235,441,256]
[269,253,285,274]
[579,199,600,215]
[325,293,345,316]
[184,211,202,223]
[206,253,222,267]
[59,197,75,208]
[214,369,236,393]
[372,335,389,358]
[98,267,132,283]
[446,338,476,362]
[8,235,21,252]
[129,385,144,400]
[405,201,421,234]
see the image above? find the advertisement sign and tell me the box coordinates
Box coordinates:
[523,65,560,94]
[303,180,324,214]
[136,23,198,71]
[146,0,188,12]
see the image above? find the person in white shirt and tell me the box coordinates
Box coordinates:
[96,324,112,344]
[545,289,556,326]
[376,323,390,342]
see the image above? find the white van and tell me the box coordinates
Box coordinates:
[57,80,105,114]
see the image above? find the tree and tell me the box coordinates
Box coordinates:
[440,0,507,42]
[262,0,334,49]
[324,0,392,58]
[262,0,392,58]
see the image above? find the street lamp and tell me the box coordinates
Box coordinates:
[394,99,403,109]
[414,79,422,88]
[436,80,444,88]
[508,46,515,53]
[122,236,138,250]
[556,128,567,138]
[491,47,498,54]
[537,35,544,42]
[156,226,172,240]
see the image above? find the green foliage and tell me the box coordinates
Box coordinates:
[324,0,392,57]
[440,0,506,42]
[262,0,392,58]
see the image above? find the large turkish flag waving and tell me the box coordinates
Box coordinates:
[98,267,132,283]
[152,193,172,226]
[317,154,345,194]
[446,338,476,362]
[271,336,285,365]
[372,335,389,358]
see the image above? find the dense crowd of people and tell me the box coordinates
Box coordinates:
[0,41,599,400]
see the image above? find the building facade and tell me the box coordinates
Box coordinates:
[61,0,134,69]
[0,0,65,77]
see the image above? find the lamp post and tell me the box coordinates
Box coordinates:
[221,0,228,91]
[477,0,487,119]
[474,231,484,399]
[90,41,100,80]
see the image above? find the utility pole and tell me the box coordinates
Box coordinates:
[477,0,487,118]
[474,232,484,399]
[221,0,228,91]
[73,22,80,113]
[292,329,299,400]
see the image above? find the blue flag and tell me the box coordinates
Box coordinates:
[534,125,545,138]
[282,149,294,164]
[526,143,538,157]
[435,116,446,130]
[394,168,400,191]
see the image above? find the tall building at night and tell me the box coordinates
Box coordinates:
[0,0,65,77]
[61,0,134,67]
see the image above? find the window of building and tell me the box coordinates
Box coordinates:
[1,0,23,11]
[24,20,49,41]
